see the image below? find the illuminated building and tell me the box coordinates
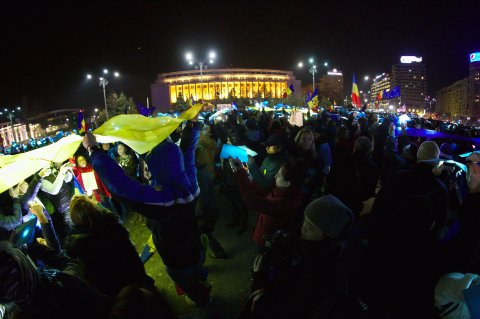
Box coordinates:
[0,108,79,147]
[318,69,344,103]
[392,56,427,108]
[436,78,469,117]
[151,68,301,112]
[435,53,480,120]
[469,52,480,118]
[370,73,392,109]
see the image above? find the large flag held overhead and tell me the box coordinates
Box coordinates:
[351,73,361,108]
[0,103,204,194]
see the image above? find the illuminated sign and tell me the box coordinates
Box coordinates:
[327,69,342,76]
[471,52,480,63]
[400,56,423,63]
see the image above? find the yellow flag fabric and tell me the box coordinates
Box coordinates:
[0,104,203,194]
[0,134,83,193]
[93,103,203,154]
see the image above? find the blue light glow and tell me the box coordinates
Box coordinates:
[470,52,480,63]
[22,229,30,238]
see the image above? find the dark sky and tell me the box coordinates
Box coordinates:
[0,1,478,113]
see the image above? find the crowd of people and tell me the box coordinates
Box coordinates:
[1,106,480,318]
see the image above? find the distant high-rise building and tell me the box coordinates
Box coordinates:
[436,78,469,117]
[370,73,392,109]
[318,69,344,103]
[392,56,427,109]
[469,52,480,118]
[435,53,480,120]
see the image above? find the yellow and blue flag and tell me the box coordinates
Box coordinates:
[78,111,87,134]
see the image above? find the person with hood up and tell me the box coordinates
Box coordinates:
[81,117,211,307]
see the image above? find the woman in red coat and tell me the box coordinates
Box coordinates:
[73,155,111,206]
[232,158,306,248]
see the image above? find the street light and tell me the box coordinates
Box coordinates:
[86,69,120,120]
[364,75,370,81]
[298,59,318,90]
[185,50,216,100]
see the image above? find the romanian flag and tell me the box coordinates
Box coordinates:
[286,84,294,96]
[307,88,319,111]
[72,175,85,195]
[351,73,361,108]
[188,95,195,107]
[78,111,87,134]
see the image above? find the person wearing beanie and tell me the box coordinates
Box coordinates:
[302,194,354,241]
[367,140,448,317]
[239,195,354,319]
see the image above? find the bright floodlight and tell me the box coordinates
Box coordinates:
[103,69,108,74]
[114,72,120,77]
[298,62,303,68]
[99,77,104,81]
[186,52,193,61]
[209,59,213,64]
[324,62,328,67]
[86,74,92,80]
[309,58,314,63]
[189,60,193,65]
[209,51,216,59]
[364,75,369,81]
[95,108,99,112]
[17,107,21,110]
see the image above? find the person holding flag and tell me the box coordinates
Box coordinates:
[351,73,361,108]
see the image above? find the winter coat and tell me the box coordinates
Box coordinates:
[116,154,138,180]
[248,150,288,191]
[65,213,152,297]
[367,163,448,316]
[40,169,74,215]
[235,169,302,246]
[89,121,202,269]
[353,151,380,200]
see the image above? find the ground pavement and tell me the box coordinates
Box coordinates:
[125,187,258,319]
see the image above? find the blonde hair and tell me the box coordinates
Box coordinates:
[294,128,318,158]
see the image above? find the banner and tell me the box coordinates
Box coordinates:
[0,104,204,194]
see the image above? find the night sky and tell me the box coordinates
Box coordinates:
[0,1,478,113]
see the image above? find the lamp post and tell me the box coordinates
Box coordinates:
[298,58,329,91]
[86,69,120,120]
[186,51,216,100]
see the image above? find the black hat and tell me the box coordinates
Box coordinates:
[263,134,286,147]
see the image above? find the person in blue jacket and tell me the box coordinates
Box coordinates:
[81,119,211,307]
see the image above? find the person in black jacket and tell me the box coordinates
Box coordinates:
[65,195,153,298]
[352,136,380,202]
[367,141,448,318]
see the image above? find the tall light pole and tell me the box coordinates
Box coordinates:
[298,58,329,91]
[86,69,120,120]
[185,51,216,100]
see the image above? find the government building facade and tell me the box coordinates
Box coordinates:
[151,68,301,112]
